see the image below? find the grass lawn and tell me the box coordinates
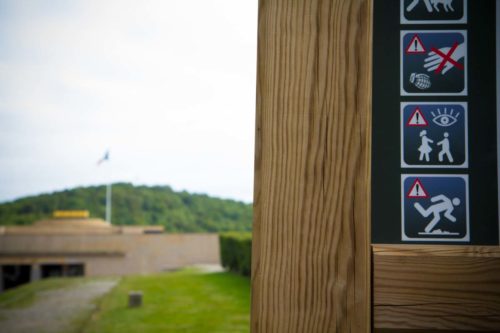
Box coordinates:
[82,268,250,333]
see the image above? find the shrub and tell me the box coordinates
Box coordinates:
[219,232,252,276]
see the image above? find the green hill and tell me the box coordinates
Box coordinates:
[0,183,253,232]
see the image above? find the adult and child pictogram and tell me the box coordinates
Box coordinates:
[401,103,467,168]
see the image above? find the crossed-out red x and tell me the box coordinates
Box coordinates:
[431,42,464,74]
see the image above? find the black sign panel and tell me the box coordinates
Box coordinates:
[372,0,499,245]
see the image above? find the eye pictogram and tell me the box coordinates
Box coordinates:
[431,108,459,127]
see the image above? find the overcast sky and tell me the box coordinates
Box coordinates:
[0,0,257,203]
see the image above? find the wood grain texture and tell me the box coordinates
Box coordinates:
[373,245,500,331]
[251,0,372,332]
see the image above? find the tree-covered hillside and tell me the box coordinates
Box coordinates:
[0,183,252,232]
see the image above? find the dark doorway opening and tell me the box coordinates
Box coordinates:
[2,265,32,290]
[66,264,85,277]
[41,264,84,278]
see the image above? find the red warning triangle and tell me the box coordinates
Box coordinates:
[405,35,426,54]
[407,178,429,198]
[407,107,428,127]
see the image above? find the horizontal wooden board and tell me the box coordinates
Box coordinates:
[373,245,500,331]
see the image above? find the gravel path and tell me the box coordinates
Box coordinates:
[192,264,225,273]
[0,279,118,333]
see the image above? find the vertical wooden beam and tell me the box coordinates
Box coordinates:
[251,0,372,332]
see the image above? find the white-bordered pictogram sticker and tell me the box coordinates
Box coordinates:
[401,102,468,168]
[401,0,467,24]
[401,174,470,242]
[401,30,467,96]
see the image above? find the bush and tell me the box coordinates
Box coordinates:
[219,232,252,276]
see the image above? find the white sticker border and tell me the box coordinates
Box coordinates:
[400,0,468,24]
[401,174,470,242]
[400,102,468,168]
[400,30,468,96]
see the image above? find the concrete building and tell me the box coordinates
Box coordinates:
[0,211,220,291]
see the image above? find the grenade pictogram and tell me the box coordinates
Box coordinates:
[410,73,431,90]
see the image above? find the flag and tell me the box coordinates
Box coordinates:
[97,150,110,166]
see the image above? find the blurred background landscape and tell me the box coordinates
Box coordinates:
[0,0,256,332]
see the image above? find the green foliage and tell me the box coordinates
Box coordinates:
[82,269,250,333]
[0,183,253,233]
[219,232,252,276]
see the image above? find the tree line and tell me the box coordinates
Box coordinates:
[0,183,253,233]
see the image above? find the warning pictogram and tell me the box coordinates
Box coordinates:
[406,35,426,54]
[407,107,428,126]
[401,102,468,168]
[407,178,429,198]
[401,175,469,242]
[400,0,467,25]
[401,30,467,96]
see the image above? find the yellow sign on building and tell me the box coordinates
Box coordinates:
[53,210,90,218]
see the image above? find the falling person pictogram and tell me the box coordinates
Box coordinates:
[414,194,460,234]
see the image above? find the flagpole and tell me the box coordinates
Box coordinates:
[97,150,111,224]
[106,182,112,224]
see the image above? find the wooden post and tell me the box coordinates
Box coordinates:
[251,0,372,332]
